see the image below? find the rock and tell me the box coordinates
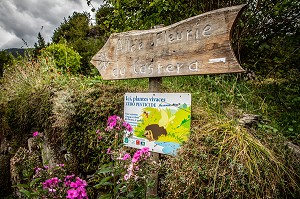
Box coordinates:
[286,141,300,160]
[0,137,12,155]
[28,137,38,152]
[239,114,261,127]
[0,136,13,197]
[41,139,58,167]
[0,154,12,197]
[10,147,40,197]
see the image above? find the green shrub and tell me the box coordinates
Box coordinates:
[41,43,81,74]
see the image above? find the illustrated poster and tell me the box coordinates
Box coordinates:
[124,93,191,155]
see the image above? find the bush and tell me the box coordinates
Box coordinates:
[41,43,81,74]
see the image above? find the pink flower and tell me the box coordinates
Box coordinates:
[107,147,111,154]
[66,189,78,199]
[42,177,61,190]
[65,174,75,180]
[34,167,42,174]
[132,156,139,163]
[124,174,130,181]
[123,122,133,132]
[122,153,131,161]
[33,131,39,137]
[75,177,88,187]
[141,147,149,153]
[76,186,88,198]
[48,188,56,193]
[97,136,102,140]
[107,115,120,128]
[70,182,78,188]
[50,177,61,186]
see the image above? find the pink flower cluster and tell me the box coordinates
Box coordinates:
[39,164,88,199]
[105,115,133,132]
[132,147,150,163]
[123,147,151,181]
[33,131,39,137]
[42,177,61,193]
[66,177,88,199]
[122,153,131,161]
[106,115,121,131]
[123,122,133,132]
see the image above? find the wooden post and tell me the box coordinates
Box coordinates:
[147,77,162,197]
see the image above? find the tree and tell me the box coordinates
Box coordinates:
[233,0,300,76]
[0,51,13,77]
[52,12,105,75]
[34,32,47,57]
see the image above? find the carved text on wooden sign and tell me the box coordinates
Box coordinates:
[91,4,246,80]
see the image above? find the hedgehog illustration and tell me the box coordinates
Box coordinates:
[143,124,167,141]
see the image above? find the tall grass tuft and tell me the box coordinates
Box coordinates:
[161,116,299,198]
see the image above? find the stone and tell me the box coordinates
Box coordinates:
[239,114,261,127]
[0,154,12,197]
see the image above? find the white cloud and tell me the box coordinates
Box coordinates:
[0,0,103,50]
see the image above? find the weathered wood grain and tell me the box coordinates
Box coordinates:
[91,4,246,80]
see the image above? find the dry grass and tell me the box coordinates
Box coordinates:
[161,115,299,198]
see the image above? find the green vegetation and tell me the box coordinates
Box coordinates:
[1,0,299,198]
[52,12,105,75]
[0,50,14,77]
[41,43,82,74]
[1,50,299,198]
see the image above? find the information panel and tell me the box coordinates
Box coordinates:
[124,93,191,155]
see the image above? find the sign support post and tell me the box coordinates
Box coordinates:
[147,77,162,197]
[147,24,163,197]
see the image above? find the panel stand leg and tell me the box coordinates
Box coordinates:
[146,77,162,198]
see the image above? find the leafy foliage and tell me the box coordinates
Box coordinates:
[41,43,82,74]
[234,0,300,77]
[34,32,47,57]
[52,12,105,75]
[0,50,14,77]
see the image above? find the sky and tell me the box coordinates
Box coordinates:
[0,0,103,50]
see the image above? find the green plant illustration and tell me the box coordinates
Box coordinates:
[134,104,191,144]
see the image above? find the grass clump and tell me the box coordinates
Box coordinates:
[161,116,299,198]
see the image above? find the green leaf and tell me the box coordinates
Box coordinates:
[12,184,30,189]
[96,167,113,174]
[94,176,114,188]
[126,190,136,198]
[19,189,31,198]
[96,163,113,174]
[98,193,112,199]
[30,178,42,187]
[114,181,126,194]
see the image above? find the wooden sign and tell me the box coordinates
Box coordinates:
[91,4,246,80]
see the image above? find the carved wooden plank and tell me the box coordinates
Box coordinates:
[91,4,246,80]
